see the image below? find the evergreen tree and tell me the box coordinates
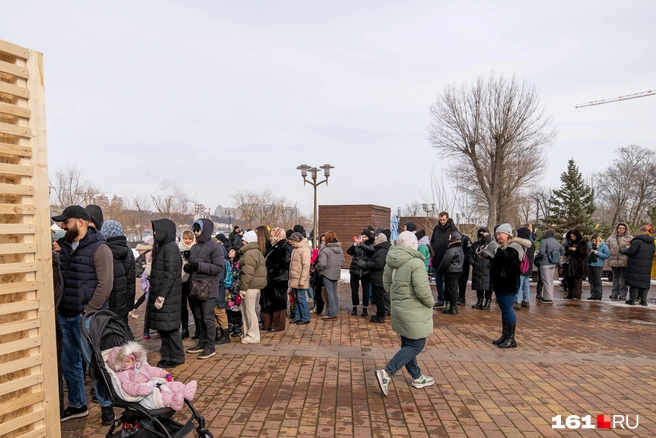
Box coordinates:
[545,158,596,237]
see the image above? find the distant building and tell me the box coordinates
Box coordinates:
[94,194,110,209]
[110,194,124,209]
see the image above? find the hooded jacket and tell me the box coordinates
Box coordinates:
[430,217,458,268]
[606,223,633,268]
[469,228,491,291]
[147,219,182,332]
[483,236,530,295]
[360,240,391,287]
[107,341,170,397]
[106,235,136,320]
[587,240,610,267]
[437,232,464,274]
[85,204,104,232]
[288,238,311,289]
[562,229,589,278]
[383,246,434,339]
[417,235,431,272]
[624,227,655,289]
[316,242,346,281]
[238,242,268,291]
[189,219,224,300]
[536,229,563,266]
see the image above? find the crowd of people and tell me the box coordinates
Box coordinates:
[50,203,656,417]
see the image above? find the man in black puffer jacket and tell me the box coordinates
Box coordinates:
[100,220,136,326]
[148,218,184,368]
[359,230,391,323]
[622,225,655,306]
[347,228,375,317]
[430,212,458,307]
[185,218,224,359]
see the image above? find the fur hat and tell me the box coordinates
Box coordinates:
[496,223,513,237]
[101,220,124,239]
[242,230,258,244]
[397,231,418,250]
[107,341,148,372]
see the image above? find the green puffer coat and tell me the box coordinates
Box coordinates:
[383,246,435,340]
[238,242,268,291]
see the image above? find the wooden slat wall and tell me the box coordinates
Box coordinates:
[318,204,391,267]
[0,39,58,438]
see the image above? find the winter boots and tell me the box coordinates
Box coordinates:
[492,322,507,345]
[498,323,517,348]
[215,328,230,345]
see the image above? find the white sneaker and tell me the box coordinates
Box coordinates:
[411,374,435,389]
[375,369,390,396]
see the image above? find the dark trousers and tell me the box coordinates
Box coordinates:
[536,266,544,297]
[159,329,185,363]
[350,273,370,307]
[191,298,216,350]
[445,272,460,306]
[587,266,603,299]
[458,264,470,300]
[314,276,325,315]
[56,314,64,415]
[629,287,649,303]
[228,310,243,328]
[134,293,146,310]
[567,277,583,299]
[372,284,387,318]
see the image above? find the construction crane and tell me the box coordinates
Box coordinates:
[576,89,655,108]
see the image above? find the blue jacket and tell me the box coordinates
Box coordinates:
[58,227,108,316]
[587,242,610,267]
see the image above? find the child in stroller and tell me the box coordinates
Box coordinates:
[107,342,197,411]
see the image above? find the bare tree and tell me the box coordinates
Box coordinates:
[428,73,556,228]
[232,189,308,230]
[596,145,656,226]
[49,166,101,211]
[151,193,192,225]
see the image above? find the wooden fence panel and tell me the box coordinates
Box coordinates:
[0,38,58,438]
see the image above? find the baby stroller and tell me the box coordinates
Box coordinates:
[81,310,213,438]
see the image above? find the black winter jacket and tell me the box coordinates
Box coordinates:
[624,233,655,289]
[148,219,182,332]
[430,218,458,267]
[347,241,371,276]
[491,246,521,295]
[361,241,391,287]
[461,234,472,269]
[563,230,589,278]
[189,219,224,300]
[469,241,491,291]
[107,236,136,320]
[228,231,243,252]
[438,239,464,274]
[261,239,290,311]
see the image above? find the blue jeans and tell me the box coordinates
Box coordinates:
[516,276,530,303]
[385,337,426,379]
[496,293,517,324]
[435,272,445,302]
[58,314,112,408]
[294,289,310,322]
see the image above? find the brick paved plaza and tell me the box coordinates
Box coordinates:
[61,283,656,437]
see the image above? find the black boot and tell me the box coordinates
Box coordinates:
[447,304,459,315]
[457,296,465,305]
[361,307,368,317]
[492,321,507,345]
[181,326,189,339]
[215,328,231,345]
[498,323,517,348]
[472,298,483,309]
[351,306,358,316]
[481,291,492,310]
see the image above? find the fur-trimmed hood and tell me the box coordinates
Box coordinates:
[107,341,148,372]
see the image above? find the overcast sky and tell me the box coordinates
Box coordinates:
[4,1,655,217]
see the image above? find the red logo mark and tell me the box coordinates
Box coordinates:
[597,415,611,429]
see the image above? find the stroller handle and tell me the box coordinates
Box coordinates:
[79,310,98,338]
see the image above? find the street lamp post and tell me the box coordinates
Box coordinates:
[297,164,334,249]
[421,203,436,217]
[225,208,234,230]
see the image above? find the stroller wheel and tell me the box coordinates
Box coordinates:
[199,431,214,438]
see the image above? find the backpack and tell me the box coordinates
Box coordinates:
[548,248,561,265]
[224,260,234,289]
[520,253,530,274]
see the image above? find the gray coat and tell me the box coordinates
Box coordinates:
[315,242,345,281]
[189,219,225,300]
[536,236,563,266]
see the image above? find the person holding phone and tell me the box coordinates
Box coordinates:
[346,229,375,317]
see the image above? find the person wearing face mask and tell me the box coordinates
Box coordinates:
[184,219,224,359]
[481,224,531,349]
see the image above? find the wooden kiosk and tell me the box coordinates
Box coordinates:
[0,39,60,437]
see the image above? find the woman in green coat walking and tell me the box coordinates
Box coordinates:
[375,231,435,396]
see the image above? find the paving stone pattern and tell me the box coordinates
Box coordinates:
[61,283,656,437]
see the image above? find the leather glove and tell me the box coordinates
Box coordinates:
[183,262,199,273]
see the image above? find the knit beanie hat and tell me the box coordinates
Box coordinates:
[215,233,228,244]
[242,230,258,244]
[101,220,124,239]
[293,224,305,234]
[415,230,426,241]
[362,229,374,240]
[496,223,513,237]
[397,231,418,250]
[405,222,417,232]
[289,232,303,242]
[374,233,388,245]
[516,227,530,239]
[381,229,392,241]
